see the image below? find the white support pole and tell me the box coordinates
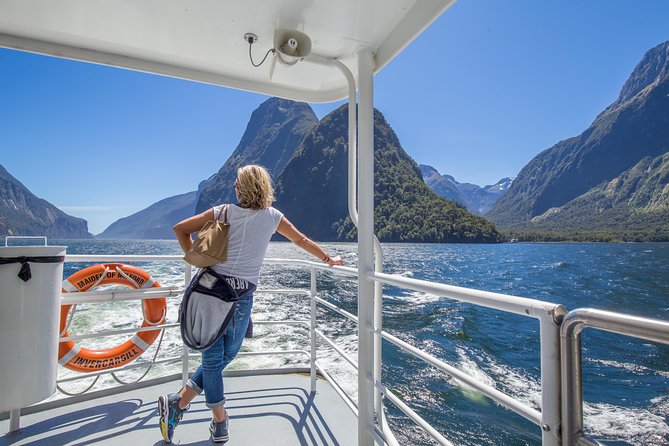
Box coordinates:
[310,267,318,393]
[332,57,391,445]
[9,409,20,433]
[357,46,375,446]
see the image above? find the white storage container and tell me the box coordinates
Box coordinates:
[0,246,66,412]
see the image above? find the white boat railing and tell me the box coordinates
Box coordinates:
[29,253,664,446]
[560,308,669,446]
[51,254,570,446]
[57,256,321,393]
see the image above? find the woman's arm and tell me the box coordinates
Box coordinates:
[277,216,344,266]
[173,208,216,254]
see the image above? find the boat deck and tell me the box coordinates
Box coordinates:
[0,371,358,445]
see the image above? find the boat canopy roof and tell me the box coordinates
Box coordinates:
[0,0,454,102]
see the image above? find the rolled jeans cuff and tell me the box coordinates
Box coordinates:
[205,398,226,409]
[186,379,203,395]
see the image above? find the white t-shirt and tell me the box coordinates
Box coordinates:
[209,204,284,286]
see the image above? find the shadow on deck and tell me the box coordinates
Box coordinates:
[0,372,358,445]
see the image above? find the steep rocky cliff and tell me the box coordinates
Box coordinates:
[488,41,669,234]
[0,164,91,238]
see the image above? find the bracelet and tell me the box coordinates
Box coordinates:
[322,254,331,263]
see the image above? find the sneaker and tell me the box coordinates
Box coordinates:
[158,393,188,443]
[209,417,230,443]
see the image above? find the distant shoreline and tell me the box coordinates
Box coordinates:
[500,230,669,243]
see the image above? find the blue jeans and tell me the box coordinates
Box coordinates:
[186,293,254,408]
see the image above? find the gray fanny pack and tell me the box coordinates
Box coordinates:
[179,268,253,351]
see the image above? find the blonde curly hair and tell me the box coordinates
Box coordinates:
[236,165,275,210]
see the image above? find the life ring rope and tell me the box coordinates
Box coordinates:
[142,305,167,326]
[57,376,100,396]
[110,328,166,386]
[59,303,78,337]
[58,263,167,373]
[93,265,111,288]
[115,265,138,288]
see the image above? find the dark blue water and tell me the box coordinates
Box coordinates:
[377,243,669,446]
[54,240,669,445]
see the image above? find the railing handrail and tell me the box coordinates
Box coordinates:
[64,254,561,318]
[370,270,563,321]
[5,235,48,246]
[60,286,182,304]
[65,254,185,262]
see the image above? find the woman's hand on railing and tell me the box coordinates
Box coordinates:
[327,256,344,266]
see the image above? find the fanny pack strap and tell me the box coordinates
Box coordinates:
[203,268,256,296]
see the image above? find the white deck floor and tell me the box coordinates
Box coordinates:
[0,372,358,445]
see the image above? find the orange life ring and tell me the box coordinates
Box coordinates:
[58,263,167,372]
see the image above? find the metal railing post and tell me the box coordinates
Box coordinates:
[9,409,20,433]
[310,267,318,393]
[561,318,589,446]
[539,306,567,446]
[357,45,376,446]
[374,251,390,446]
[561,309,669,446]
[181,262,192,387]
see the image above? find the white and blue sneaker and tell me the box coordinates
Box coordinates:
[158,393,188,443]
[209,416,230,443]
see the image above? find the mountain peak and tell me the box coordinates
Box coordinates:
[419,165,511,215]
[610,40,669,110]
[236,98,317,155]
[256,97,312,118]
[195,98,318,213]
[275,105,500,242]
[485,177,514,193]
[419,164,439,176]
[419,165,457,183]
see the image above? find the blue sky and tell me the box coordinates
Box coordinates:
[1,1,668,234]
